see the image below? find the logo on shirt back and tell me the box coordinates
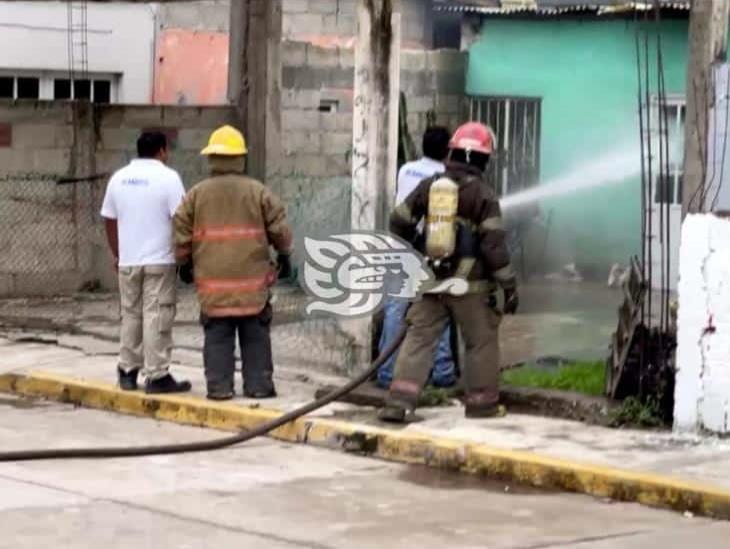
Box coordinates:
[122,178,150,186]
[302,232,468,318]
[404,169,428,180]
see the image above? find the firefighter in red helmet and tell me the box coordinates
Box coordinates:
[379,122,518,423]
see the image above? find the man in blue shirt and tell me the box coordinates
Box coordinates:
[377,127,456,389]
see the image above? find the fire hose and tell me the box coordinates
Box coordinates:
[0,325,408,462]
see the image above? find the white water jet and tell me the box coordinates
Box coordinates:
[500,146,642,212]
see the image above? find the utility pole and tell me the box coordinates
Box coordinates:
[228,0,282,189]
[346,0,401,371]
[682,0,730,216]
[351,0,401,231]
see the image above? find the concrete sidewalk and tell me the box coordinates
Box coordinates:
[2,335,730,519]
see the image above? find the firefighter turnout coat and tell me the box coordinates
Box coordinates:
[174,158,292,317]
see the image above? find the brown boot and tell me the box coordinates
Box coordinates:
[465,403,506,419]
[378,404,407,423]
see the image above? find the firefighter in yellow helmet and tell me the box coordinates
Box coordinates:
[379,122,518,423]
[174,125,293,400]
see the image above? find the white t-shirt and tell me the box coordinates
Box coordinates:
[395,157,445,206]
[100,159,185,267]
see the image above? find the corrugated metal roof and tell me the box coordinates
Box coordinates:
[434,1,690,15]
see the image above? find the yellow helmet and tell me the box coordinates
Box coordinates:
[201,125,248,156]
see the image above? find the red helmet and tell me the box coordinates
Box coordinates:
[448,122,496,155]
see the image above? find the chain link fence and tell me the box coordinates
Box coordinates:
[0,173,357,375]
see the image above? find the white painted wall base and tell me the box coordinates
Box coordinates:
[674,214,730,433]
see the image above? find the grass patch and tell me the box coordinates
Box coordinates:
[501,361,606,397]
[609,396,664,428]
[418,386,453,407]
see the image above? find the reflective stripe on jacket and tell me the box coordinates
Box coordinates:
[174,164,292,317]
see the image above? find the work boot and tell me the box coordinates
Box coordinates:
[207,390,235,401]
[243,387,277,399]
[117,367,139,391]
[145,374,192,394]
[464,403,506,419]
[207,383,235,401]
[378,404,407,423]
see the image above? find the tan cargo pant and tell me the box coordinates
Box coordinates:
[388,292,501,410]
[118,265,177,381]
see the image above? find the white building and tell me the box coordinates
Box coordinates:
[0,1,157,103]
[0,1,441,106]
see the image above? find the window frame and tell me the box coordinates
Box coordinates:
[648,94,685,206]
[0,70,118,103]
[467,94,542,197]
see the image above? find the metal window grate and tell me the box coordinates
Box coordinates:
[467,96,542,196]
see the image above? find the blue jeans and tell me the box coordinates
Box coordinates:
[377,299,456,389]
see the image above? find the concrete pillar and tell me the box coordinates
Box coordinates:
[351,0,401,232]
[675,213,730,433]
[682,0,730,216]
[345,0,401,371]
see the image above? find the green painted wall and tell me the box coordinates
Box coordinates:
[467,17,690,274]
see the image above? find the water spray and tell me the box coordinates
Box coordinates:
[500,146,642,213]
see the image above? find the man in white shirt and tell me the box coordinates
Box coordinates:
[377,127,456,389]
[101,131,191,394]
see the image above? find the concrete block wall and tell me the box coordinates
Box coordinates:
[283,0,434,49]
[0,100,235,297]
[278,40,466,265]
[95,105,235,189]
[400,49,466,156]
[281,42,466,178]
[0,101,87,296]
[675,214,730,434]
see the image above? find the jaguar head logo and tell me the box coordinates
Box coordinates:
[302,232,433,318]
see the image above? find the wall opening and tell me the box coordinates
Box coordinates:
[468,95,542,196]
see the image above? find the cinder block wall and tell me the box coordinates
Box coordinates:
[283,0,434,49]
[95,105,235,190]
[0,100,235,297]
[278,41,466,265]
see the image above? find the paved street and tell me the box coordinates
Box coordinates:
[1,395,729,549]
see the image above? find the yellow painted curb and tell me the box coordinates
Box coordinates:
[2,370,730,520]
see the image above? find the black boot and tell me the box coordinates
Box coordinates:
[243,387,277,399]
[118,368,139,391]
[207,383,235,401]
[145,374,192,394]
[207,391,235,401]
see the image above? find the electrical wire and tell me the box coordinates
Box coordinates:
[634,6,648,374]
[710,70,730,210]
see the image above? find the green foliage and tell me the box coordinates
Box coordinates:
[610,397,664,428]
[500,361,606,397]
[418,387,453,407]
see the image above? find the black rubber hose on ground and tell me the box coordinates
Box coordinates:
[0,325,408,462]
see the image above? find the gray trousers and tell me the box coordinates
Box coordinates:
[201,304,274,395]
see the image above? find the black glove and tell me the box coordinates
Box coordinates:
[277,253,293,282]
[503,287,519,315]
[178,261,194,285]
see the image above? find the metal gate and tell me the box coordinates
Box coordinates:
[468,96,542,196]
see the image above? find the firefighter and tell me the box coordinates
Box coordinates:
[379,122,519,423]
[174,125,293,401]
